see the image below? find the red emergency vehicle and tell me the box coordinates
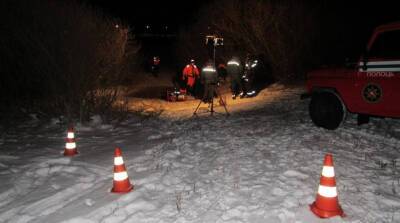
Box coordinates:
[304,22,400,129]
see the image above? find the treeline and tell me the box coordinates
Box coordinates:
[0,0,139,124]
[175,0,321,81]
[175,0,400,81]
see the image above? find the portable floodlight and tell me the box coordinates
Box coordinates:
[215,37,223,46]
[205,35,224,66]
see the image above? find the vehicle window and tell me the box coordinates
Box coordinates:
[369,30,400,59]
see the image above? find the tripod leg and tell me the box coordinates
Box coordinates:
[210,97,214,115]
[214,88,229,116]
[210,86,217,115]
[220,96,230,116]
[193,99,203,115]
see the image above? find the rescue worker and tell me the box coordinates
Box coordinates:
[226,56,243,99]
[240,54,251,97]
[246,57,259,97]
[217,63,227,81]
[201,60,218,103]
[182,59,200,96]
[151,56,160,77]
[241,54,258,98]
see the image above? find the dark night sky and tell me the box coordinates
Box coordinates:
[81,0,211,65]
[84,1,400,28]
[81,0,400,65]
[82,1,400,37]
[84,0,210,32]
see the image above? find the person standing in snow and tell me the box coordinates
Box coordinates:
[226,56,243,99]
[200,60,218,103]
[217,63,227,82]
[241,53,251,98]
[151,56,160,77]
[241,53,259,98]
[182,59,200,96]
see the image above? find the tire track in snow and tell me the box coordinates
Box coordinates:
[0,157,110,222]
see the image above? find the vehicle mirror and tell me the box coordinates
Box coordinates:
[344,57,357,68]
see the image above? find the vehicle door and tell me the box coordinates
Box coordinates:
[356,29,400,117]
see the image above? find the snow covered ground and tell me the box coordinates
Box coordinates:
[0,85,399,223]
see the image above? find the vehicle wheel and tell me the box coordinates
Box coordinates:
[309,92,346,130]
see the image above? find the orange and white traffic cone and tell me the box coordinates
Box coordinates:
[111,147,133,193]
[310,153,344,218]
[64,126,78,156]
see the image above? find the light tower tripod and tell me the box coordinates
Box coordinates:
[193,34,229,116]
[193,86,229,116]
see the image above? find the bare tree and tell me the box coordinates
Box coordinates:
[176,0,321,81]
[0,0,140,124]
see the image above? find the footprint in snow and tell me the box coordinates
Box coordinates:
[148,134,162,140]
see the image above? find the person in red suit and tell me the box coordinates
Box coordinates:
[182,59,200,96]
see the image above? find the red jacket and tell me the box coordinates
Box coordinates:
[182,64,200,87]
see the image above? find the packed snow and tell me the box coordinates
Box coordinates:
[0,84,399,223]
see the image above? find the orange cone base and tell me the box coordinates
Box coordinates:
[64,149,78,156]
[111,180,134,193]
[310,202,344,218]
[111,184,133,193]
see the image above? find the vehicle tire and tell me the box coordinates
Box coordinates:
[309,92,346,130]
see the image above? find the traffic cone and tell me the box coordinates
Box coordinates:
[310,153,344,218]
[64,126,78,156]
[111,147,133,193]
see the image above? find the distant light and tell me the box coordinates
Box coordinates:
[146,25,150,29]
[115,24,119,29]
[165,26,168,30]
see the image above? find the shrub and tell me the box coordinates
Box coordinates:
[0,0,139,124]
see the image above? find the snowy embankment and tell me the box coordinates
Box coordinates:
[0,85,399,223]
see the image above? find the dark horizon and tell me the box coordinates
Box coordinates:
[82,1,400,56]
[82,0,211,30]
[83,1,400,31]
